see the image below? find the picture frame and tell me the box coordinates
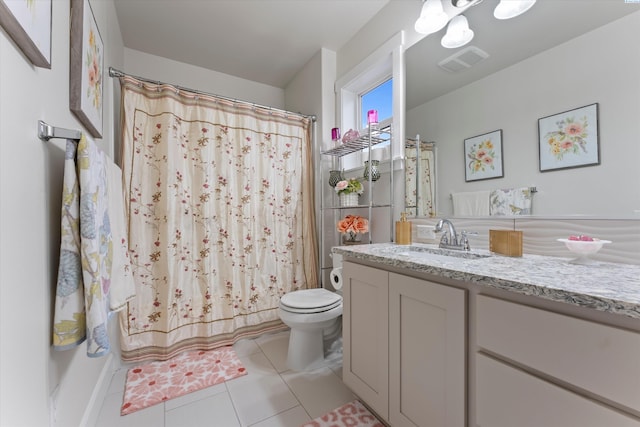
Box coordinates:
[464,129,504,182]
[538,103,599,172]
[0,0,52,68]
[70,0,103,138]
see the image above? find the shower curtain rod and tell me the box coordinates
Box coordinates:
[108,67,316,122]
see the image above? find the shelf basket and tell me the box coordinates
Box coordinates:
[340,193,359,207]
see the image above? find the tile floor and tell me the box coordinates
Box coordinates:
[96,330,355,427]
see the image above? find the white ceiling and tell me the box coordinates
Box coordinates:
[113,0,390,88]
[405,0,640,110]
[113,0,640,108]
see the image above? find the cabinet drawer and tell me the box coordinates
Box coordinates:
[477,294,640,412]
[477,354,640,427]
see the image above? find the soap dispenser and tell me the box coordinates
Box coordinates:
[396,212,412,245]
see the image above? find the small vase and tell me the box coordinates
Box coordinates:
[339,192,359,207]
[328,170,344,188]
[342,231,362,244]
[364,160,380,182]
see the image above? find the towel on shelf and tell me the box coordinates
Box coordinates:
[490,187,533,216]
[53,135,133,357]
[451,191,491,216]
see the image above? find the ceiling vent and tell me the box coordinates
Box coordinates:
[438,46,489,72]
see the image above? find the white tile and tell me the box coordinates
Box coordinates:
[164,381,228,411]
[323,337,344,375]
[166,392,240,427]
[233,337,262,357]
[107,368,129,395]
[255,330,290,373]
[96,391,164,427]
[249,405,311,427]
[227,352,300,426]
[281,367,356,419]
[329,364,343,379]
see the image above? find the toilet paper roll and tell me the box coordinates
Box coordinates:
[330,268,343,290]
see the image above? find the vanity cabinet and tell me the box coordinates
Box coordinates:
[476,294,640,426]
[342,261,466,426]
[342,261,389,420]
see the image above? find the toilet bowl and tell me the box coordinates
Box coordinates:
[278,288,343,371]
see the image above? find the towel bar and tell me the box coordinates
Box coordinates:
[38,120,82,142]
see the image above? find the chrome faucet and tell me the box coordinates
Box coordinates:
[435,218,459,247]
[434,219,476,251]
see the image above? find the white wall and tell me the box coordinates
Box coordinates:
[124,48,286,109]
[285,48,338,285]
[0,0,124,425]
[407,12,640,218]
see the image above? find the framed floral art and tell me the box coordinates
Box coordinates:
[464,129,503,182]
[70,0,103,138]
[538,103,599,172]
[0,0,52,68]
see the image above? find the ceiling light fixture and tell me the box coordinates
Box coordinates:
[415,0,536,49]
[494,0,537,20]
[441,15,474,49]
[414,0,449,35]
[452,0,483,8]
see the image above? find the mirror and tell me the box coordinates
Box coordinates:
[405,1,640,218]
[405,136,436,217]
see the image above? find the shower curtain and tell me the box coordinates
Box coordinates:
[118,76,317,362]
[405,143,435,217]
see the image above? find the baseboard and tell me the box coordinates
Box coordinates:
[80,353,116,427]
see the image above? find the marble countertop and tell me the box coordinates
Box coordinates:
[333,243,640,319]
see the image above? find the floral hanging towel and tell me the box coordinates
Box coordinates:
[489,187,533,216]
[53,135,112,357]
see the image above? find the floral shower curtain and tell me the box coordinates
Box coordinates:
[118,76,317,362]
[405,143,435,217]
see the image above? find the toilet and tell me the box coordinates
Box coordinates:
[278,287,343,371]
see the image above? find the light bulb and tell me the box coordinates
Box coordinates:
[494,0,536,20]
[415,0,449,35]
[441,15,474,49]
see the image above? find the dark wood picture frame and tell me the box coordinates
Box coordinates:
[464,129,504,182]
[538,103,600,172]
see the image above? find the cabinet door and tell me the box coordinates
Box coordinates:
[476,354,640,427]
[342,262,389,421]
[389,273,466,427]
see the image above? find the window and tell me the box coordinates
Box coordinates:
[360,78,393,130]
[334,33,401,169]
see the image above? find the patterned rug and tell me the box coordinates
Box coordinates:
[301,400,384,427]
[120,346,247,415]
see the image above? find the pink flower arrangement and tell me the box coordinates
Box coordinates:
[337,215,369,234]
[334,178,363,196]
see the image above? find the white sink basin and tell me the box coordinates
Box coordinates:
[374,245,491,262]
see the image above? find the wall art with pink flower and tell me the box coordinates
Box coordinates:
[464,129,503,182]
[538,103,599,172]
[70,0,103,138]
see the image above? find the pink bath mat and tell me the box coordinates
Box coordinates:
[301,400,384,427]
[120,346,247,415]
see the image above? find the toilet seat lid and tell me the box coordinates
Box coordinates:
[280,288,342,310]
